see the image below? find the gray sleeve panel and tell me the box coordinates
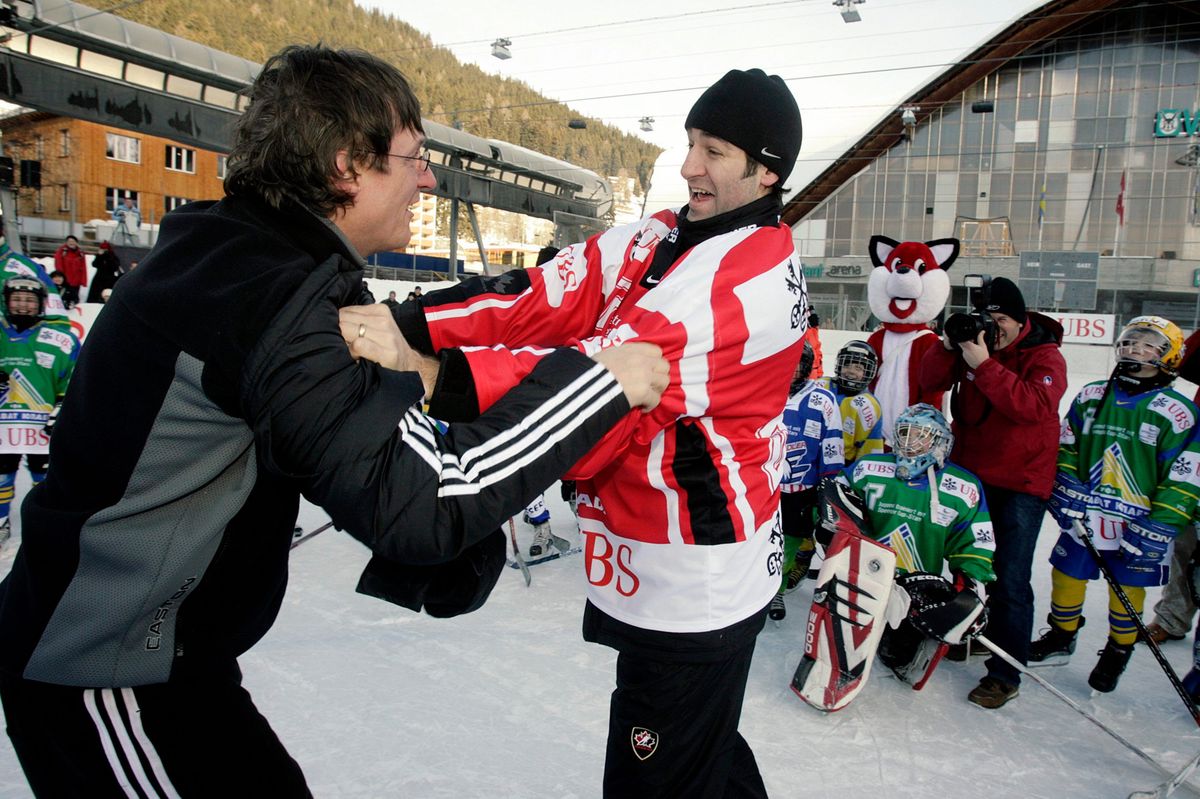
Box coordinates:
[24,352,257,687]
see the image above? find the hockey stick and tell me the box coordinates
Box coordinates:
[1130,748,1200,799]
[977,635,1200,796]
[509,518,531,587]
[1072,519,1200,729]
[289,520,334,550]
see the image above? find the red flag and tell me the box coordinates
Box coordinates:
[1116,170,1126,226]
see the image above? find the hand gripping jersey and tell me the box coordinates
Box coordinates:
[782,380,844,493]
[1058,381,1200,548]
[842,454,996,584]
[423,209,809,633]
[818,377,884,464]
[0,319,78,455]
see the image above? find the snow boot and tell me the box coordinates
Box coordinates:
[1088,638,1134,693]
[1028,615,1084,665]
[967,676,1019,709]
[529,523,554,558]
[769,591,786,621]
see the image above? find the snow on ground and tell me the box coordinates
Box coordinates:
[0,332,1198,797]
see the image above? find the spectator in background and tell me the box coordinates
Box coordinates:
[52,235,87,301]
[919,277,1066,709]
[412,286,422,298]
[804,308,823,376]
[48,271,78,310]
[112,197,141,228]
[87,241,123,303]
[383,291,401,310]
[359,279,376,305]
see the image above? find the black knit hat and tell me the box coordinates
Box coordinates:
[985,277,1027,325]
[684,68,803,185]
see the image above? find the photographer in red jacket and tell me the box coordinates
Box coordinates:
[920,277,1066,708]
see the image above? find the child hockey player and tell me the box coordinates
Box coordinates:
[843,403,995,684]
[791,404,994,709]
[774,342,843,620]
[1035,316,1200,692]
[819,340,884,465]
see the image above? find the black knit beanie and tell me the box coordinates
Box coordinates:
[684,68,803,185]
[985,277,1027,324]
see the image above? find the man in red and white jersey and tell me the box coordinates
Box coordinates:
[394,69,806,797]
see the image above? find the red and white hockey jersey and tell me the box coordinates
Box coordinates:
[424,209,808,633]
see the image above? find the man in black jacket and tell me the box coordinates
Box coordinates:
[0,45,666,798]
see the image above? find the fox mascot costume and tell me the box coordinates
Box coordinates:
[865,235,959,444]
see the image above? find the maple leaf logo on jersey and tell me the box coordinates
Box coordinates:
[631,727,659,761]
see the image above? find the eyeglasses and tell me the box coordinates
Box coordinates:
[385,148,432,172]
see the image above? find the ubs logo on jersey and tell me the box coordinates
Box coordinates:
[1150,394,1196,432]
[583,531,640,597]
[631,727,659,760]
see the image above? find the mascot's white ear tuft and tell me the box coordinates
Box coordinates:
[869,234,900,268]
[924,239,961,271]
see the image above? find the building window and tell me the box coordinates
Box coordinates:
[165,145,195,174]
[164,196,193,212]
[59,129,69,157]
[58,184,70,213]
[105,133,140,164]
[216,154,227,180]
[105,187,139,212]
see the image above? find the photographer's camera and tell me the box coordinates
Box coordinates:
[944,274,998,352]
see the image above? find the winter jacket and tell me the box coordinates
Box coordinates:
[53,244,87,287]
[87,249,123,302]
[0,196,630,688]
[918,311,1067,498]
[399,198,808,643]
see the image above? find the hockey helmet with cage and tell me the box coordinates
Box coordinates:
[1115,316,1184,376]
[834,340,879,394]
[3,275,46,319]
[894,403,953,479]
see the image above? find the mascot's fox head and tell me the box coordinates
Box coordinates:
[867,235,959,326]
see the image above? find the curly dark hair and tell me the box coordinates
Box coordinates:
[224,45,423,216]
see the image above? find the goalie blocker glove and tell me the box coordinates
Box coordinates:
[1047,471,1090,528]
[897,571,988,646]
[1120,517,1176,573]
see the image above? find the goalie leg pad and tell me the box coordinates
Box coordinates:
[791,521,897,712]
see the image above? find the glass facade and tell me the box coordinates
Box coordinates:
[809,3,1200,260]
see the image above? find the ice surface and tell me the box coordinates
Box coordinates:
[0,332,1198,798]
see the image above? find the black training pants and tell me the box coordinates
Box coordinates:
[1,665,311,798]
[602,638,767,799]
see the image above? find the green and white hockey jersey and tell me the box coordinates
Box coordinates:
[842,454,996,583]
[1058,380,1200,549]
[0,319,78,455]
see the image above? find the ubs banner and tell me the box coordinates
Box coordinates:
[1044,312,1115,345]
